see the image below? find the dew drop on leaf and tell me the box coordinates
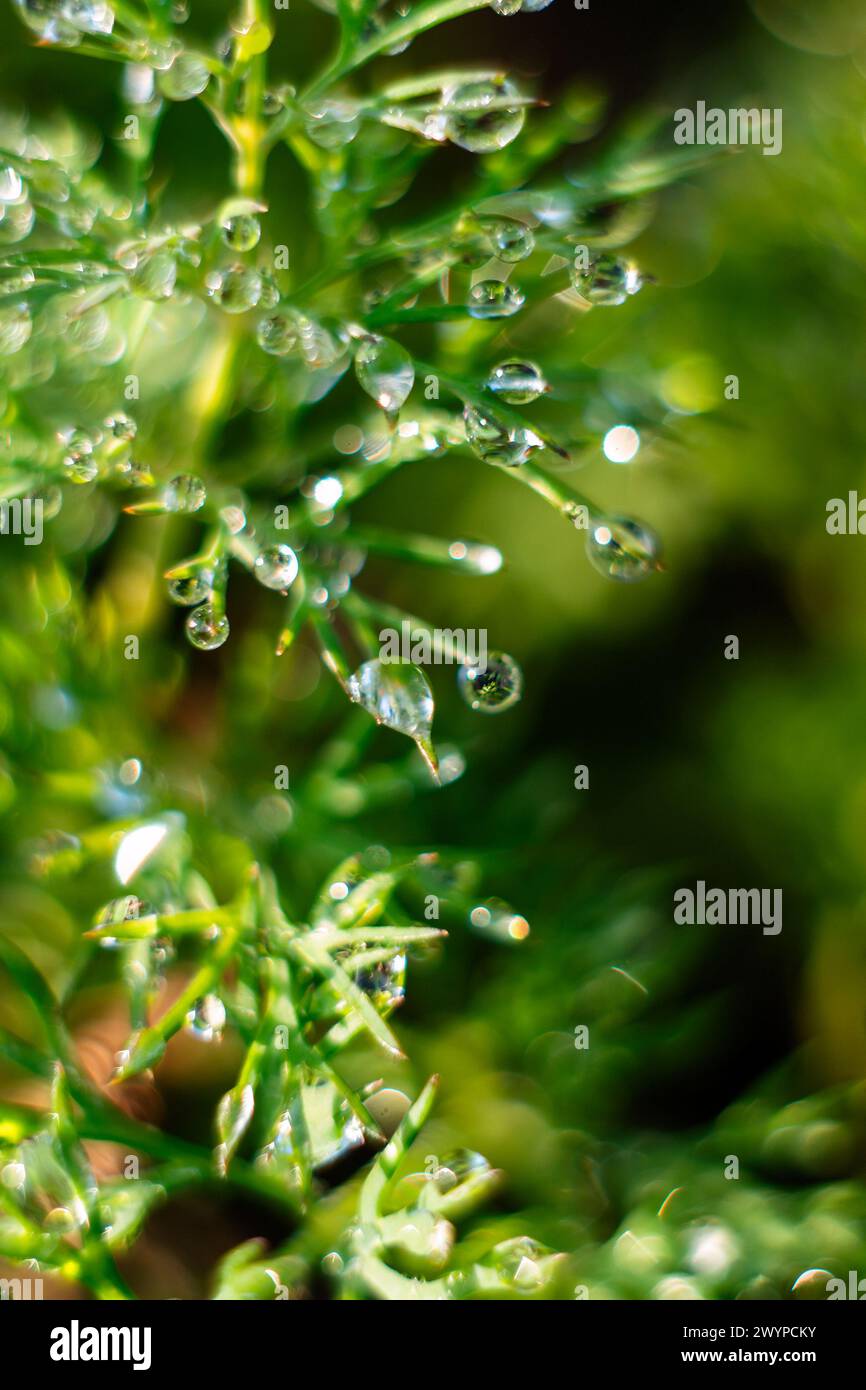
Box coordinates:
[162,473,206,513]
[254,543,299,591]
[185,602,230,650]
[488,218,535,262]
[457,651,522,713]
[131,250,177,301]
[443,79,526,152]
[209,263,262,313]
[486,359,546,404]
[466,279,524,319]
[257,310,299,356]
[354,334,415,413]
[0,302,31,356]
[347,659,438,779]
[463,403,541,466]
[104,412,137,441]
[159,52,210,101]
[303,99,361,148]
[184,993,226,1041]
[571,252,643,306]
[221,213,261,252]
[585,515,661,581]
[167,573,211,606]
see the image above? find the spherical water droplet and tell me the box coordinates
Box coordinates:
[131,250,177,301]
[463,403,541,467]
[486,359,546,404]
[167,573,211,606]
[571,252,643,306]
[0,303,31,356]
[586,516,660,581]
[209,263,262,313]
[467,279,524,320]
[61,428,98,483]
[354,334,415,412]
[186,603,229,650]
[443,79,525,153]
[105,411,137,441]
[432,1148,492,1193]
[184,993,226,1041]
[1,1160,25,1190]
[257,310,299,356]
[162,473,206,513]
[491,1235,555,1290]
[489,218,535,262]
[221,213,261,251]
[254,543,299,590]
[159,52,210,101]
[458,651,522,713]
[303,99,361,148]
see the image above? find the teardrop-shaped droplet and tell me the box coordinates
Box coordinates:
[443,79,525,152]
[185,602,230,649]
[220,213,261,251]
[162,473,206,513]
[463,403,541,467]
[159,52,210,101]
[355,334,415,413]
[167,572,211,606]
[184,993,226,1041]
[457,651,522,713]
[585,515,660,581]
[490,0,522,12]
[209,263,262,313]
[467,279,524,320]
[347,659,438,778]
[254,543,299,591]
[571,252,643,306]
[486,359,546,404]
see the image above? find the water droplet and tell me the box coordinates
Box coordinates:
[521,0,554,8]
[0,303,31,356]
[131,250,177,301]
[254,543,299,590]
[186,603,229,650]
[347,659,437,778]
[586,516,660,581]
[431,1148,492,1193]
[489,218,535,262]
[467,279,524,319]
[463,403,541,466]
[1,1160,25,1190]
[490,0,522,12]
[791,1268,833,1300]
[159,52,210,101]
[303,99,361,148]
[61,428,98,483]
[490,1235,557,1290]
[354,334,415,413]
[167,573,211,606]
[356,953,406,1011]
[0,166,24,203]
[443,78,525,152]
[184,993,226,1041]
[105,412,136,441]
[257,310,299,356]
[162,473,206,513]
[208,263,262,313]
[571,252,643,306]
[44,1205,77,1234]
[258,270,280,309]
[486,359,546,404]
[221,213,261,251]
[458,651,522,713]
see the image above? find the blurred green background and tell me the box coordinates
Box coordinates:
[3,0,866,1298]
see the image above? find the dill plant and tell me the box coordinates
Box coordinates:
[0,0,715,1300]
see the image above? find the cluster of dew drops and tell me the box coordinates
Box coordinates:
[3,0,661,726]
